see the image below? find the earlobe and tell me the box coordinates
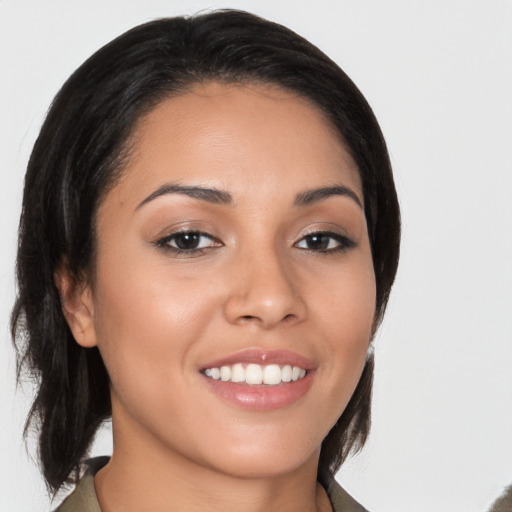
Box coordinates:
[54,262,98,348]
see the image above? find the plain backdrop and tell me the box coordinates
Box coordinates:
[1,1,511,511]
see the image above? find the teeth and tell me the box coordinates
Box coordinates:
[210,368,221,380]
[263,364,281,385]
[246,364,263,385]
[281,364,292,382]
[203,363,308,385]
[220,366,231,382]
[231,363,245,383]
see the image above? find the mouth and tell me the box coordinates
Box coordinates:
[202,363,307,385]
[200,349,315,410]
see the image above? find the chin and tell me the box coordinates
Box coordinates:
[208,451,318,480]
[192,429,322,480]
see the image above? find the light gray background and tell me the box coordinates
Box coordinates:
[1,1,511,511]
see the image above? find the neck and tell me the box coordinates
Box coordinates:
[95,412,332,512]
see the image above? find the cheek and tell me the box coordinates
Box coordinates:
[89,256,220,387]
[315,254,376,343]
[311,258,376,413]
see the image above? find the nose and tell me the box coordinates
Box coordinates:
[223,247,307,329]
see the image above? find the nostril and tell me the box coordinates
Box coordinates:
[239,313,296,325]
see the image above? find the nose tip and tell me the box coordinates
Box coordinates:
[230,302,302,329]
[223,256,307,329]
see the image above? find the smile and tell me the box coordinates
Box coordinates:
[200,349,315,410]
[203,363,307,385]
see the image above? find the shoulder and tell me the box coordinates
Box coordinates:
[325,478,370,512]
[488,484,512,512]
[53,457,109,512]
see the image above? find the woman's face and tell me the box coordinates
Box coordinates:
[77,82,376,478]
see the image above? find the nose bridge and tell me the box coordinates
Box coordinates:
[223,240,306,328]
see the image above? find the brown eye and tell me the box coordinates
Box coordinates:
[156,230,222,254]
[295,232,354,253]
[302,234,332,251]
[171,232,203,250]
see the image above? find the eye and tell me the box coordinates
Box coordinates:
[295,232,354,253]
[155,230,222,255]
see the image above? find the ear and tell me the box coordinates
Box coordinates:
[54,261,98,348]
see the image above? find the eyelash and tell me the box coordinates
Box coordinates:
[154,229,355,257]
[295,231,355,254]
[154,230,222,257]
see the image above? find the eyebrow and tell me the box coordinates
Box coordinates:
[136,183,362,210]
[136,183,233,210]
[293,186,363,209]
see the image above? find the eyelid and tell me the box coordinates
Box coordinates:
[157,230,219,245]
[295,223,350,242]
[154,228,224,257]
[151,220,221,244]
[293,228,355,253]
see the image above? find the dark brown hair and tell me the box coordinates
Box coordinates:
[12,9,400,493]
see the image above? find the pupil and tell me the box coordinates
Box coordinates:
[308,234,329,250]
[175,233,200,250]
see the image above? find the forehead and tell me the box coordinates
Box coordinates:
[112,81,362,207]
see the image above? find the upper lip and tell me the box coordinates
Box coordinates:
[200,348,316,371]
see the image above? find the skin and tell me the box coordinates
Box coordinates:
[59,82,376,512]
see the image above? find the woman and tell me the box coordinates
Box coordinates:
[12,10,400,512]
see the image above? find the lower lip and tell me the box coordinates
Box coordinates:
[202,372,314,411]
